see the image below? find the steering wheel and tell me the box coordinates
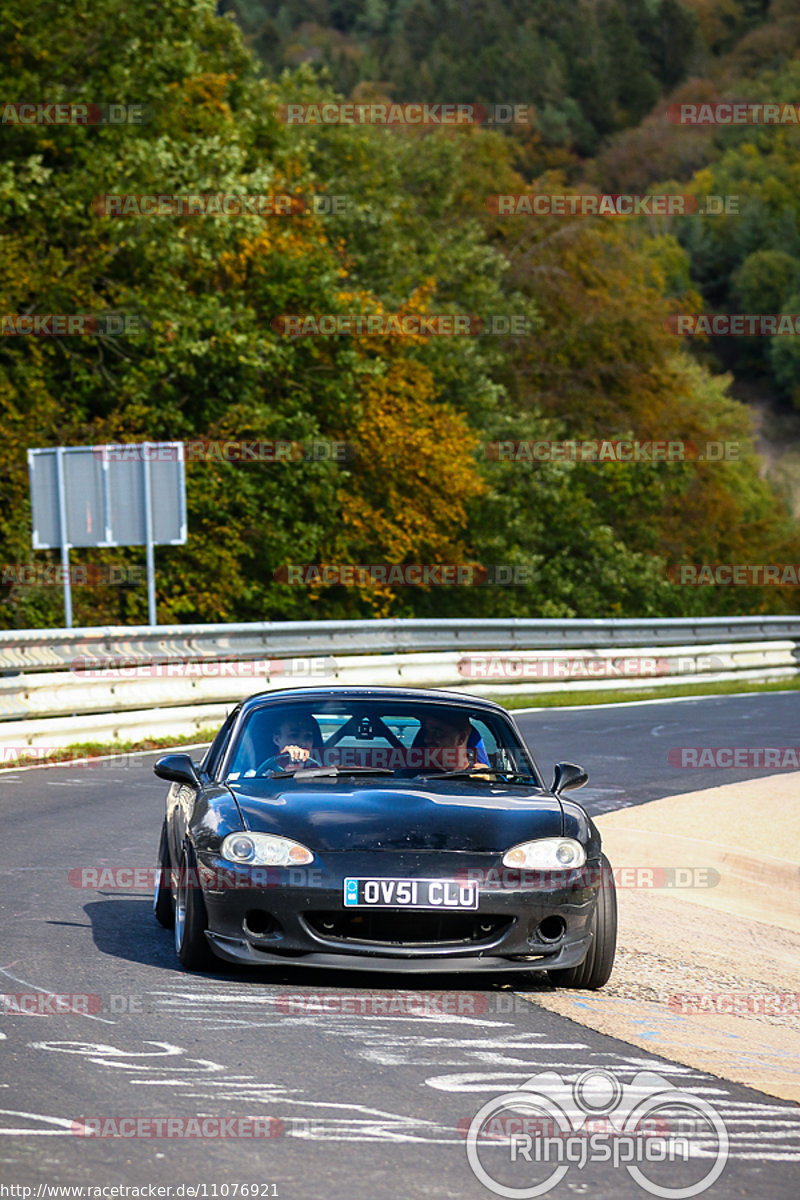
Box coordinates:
[254,751,323,775]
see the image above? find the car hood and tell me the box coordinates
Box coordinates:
[228,778,564,852]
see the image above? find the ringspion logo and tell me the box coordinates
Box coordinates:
[465,1068,728,1197]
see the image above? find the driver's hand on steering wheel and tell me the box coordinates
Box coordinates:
[279,743,313,764]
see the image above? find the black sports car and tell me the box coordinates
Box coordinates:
[153,686,616,987]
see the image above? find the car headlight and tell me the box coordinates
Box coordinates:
[221,832,314,867]
[502,838,586,871]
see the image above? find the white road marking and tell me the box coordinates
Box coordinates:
[27,1039,225,1073]
[0,965,115,1024]
[0,1108,78,1136]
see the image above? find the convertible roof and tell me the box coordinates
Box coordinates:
[238,686,509,715]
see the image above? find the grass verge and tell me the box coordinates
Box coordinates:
[0,729,217,770]
[495,676,800,709]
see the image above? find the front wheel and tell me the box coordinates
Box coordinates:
[548,854,617,990]
[153,819,174,929]
[174,846,214,970]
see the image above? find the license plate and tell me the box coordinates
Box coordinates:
[343,877,478,910]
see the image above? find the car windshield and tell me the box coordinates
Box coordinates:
[224,699,540,784]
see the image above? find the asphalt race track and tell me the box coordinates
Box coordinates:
[516,689,800,812]
[1,691,798,1198]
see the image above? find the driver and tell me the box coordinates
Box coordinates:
[261,713,323,773]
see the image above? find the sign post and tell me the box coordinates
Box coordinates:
[28,442,187,628]
[142,442,157,626]
[54,446,73,628]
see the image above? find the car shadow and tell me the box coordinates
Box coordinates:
[81,897,185,969]
[81,896,556,994]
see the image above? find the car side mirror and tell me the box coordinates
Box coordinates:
[552,761,588,794]
[154,753,201,787]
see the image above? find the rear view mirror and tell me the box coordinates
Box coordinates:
[154,753,201,787]
[551,761,588,794]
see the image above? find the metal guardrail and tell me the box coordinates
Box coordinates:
[1,617,798,757]
[2,615,800,671]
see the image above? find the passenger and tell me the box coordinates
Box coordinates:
[417,712,490,772]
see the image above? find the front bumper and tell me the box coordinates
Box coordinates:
[196,849,600,973]
[205,936,592,972]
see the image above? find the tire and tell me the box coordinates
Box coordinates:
[174,845,214,971]
[548,854,617,990]
[153,819,174,929]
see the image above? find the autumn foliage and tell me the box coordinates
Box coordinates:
[0,0,797,627]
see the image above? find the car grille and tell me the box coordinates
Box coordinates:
[304,910,513,947]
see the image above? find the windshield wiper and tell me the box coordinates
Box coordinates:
[414,768,537,783]
[269,766,395,779]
